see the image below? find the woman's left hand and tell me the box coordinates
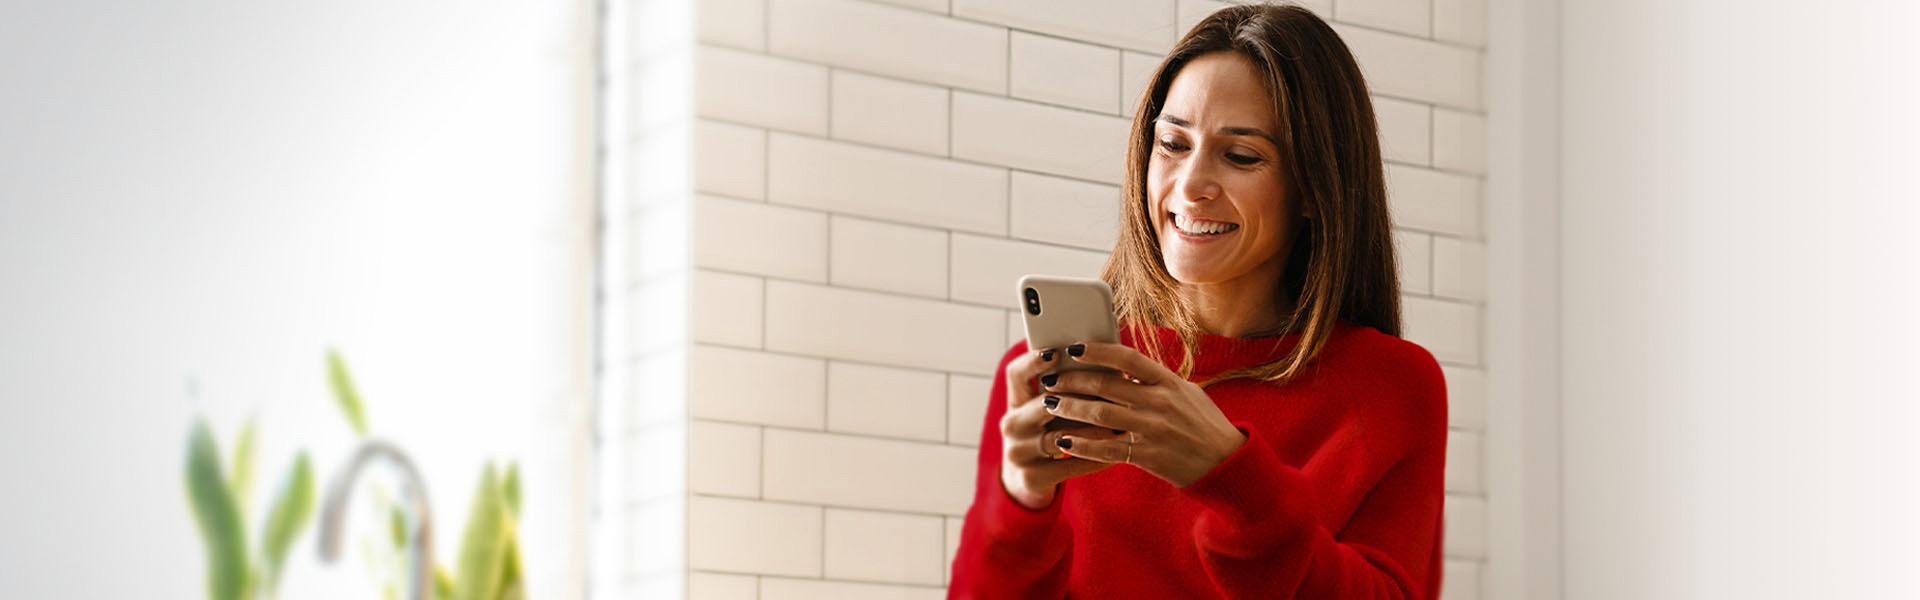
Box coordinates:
[1038,341,1248,488]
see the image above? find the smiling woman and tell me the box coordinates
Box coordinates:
[948,4,1446,599]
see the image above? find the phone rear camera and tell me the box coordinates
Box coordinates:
[1024,288,1042,315]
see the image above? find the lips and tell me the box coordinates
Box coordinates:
[1171,213,1240,236]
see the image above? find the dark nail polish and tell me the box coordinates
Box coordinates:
[1112,429,1126,435]
[1043,396,1060,409]
[1068,344,1086,357]
[1056,437,1073,450]
[1039,373,1058,387]
[1040,348,1056,361]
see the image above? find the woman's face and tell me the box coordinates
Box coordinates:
[1147,51,1305,290]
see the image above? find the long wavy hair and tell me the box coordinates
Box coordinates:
[1101,3,1401,386]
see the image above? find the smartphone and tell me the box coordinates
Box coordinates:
[1017,274,1121,375]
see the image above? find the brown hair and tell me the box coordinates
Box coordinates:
[1101,3,1401,386]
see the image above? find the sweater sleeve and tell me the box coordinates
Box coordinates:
[946,343,1075,600]
[1180,368,1449,599]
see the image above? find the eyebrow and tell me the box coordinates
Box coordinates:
[1154,114,1279,147]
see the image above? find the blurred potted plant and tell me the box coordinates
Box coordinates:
[185,349,525,600]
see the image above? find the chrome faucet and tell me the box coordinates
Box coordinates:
[316,439,435,600]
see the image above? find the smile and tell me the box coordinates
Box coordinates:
[1172,213,1240,236]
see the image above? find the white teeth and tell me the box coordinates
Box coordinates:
[1173,213,1238,235]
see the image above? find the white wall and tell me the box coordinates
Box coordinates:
[614,0,1494,597]
[1558,0,1920,597]
[0,1,595,597]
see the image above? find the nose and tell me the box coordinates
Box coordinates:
[1172,151,1223,206]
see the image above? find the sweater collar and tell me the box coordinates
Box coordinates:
[1122,321,1346,380]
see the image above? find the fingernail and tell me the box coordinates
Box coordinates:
[1056,437,1073,450]
[1043,396,1060,409]
[1040,348,1056,361]
[1111,429,1125,435]
[1068,344,1086,357]
[1039,373,1058,387]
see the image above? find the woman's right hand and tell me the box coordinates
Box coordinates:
[999,347,1127,510]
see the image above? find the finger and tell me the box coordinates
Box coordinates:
[1055,430,1138,465]
[1039,393,1148,432]
[1004,346,1062,407]
[999,401,1057,461]
[1039,369,1143,408]
[1034,426,1126,460]
[1062,341,1177,386]
[1029,453,1117,480]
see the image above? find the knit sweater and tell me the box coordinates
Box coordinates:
[946,320,1448,599]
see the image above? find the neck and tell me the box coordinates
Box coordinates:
[1182,273,1288,338]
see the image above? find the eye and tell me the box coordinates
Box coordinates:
[1157,137,1190,153]
[1226,153,1261,166]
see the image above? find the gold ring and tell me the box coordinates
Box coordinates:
[1125,432,1135,464]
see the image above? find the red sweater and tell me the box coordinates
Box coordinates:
[947,321,1447,599]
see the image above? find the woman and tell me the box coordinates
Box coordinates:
[946,4,1447,599]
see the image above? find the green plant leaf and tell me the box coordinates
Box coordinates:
[230,417,256,514]
[185,418,251,600]
[497,520,524,600]
[391,504,409,548]
[454,464,509,600]
[434,563,456,600]
[326,348,369,435]
[501,462,521,519]
[259,450,315,591]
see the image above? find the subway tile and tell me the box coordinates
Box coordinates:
[828,361,949,442]
[696,0,766,51]
[1334,0,1431,38]
[829,216,949,299]
[697,44,830,135]
[1433,0,1487,47]
[1432,236,1485,301]
[949,233,1110,306]
[633,273,692,354]
[629,349,689,429]
[955,0,1178,53]
[626,424,689,503]
[1004,308,1023,349]
[947,374,992,446]
[696,119,767,201]
[823,508,947,585]
[1175,0,1225,36]
[770,0,1007,94]
[1445,429,1482,494]
[764,280,1007,375]
[689,571,759,600]
[768,133,1009,235]
[689,419,763,497]
[688,496,823,576]
[951,92,1130,183]
[830,71,950,156]
[1120,51,1161,118]
[1388,164,1480,237]
[1441,365,1485,431]
[632,201,691,284]
[1010,31,1121,114]
[692,269,765,348]
[1433,108,1487,174]
[1441,559,1481,600]
[1395,230,1433,296]
[1374,95,1432,166]
[867,0,947,13]
[1444,494,1486,559]
[695,195,829,282]
[1404,295,1478,366]
[762,428,977,515]
[1009,171,1122,252]
[689,344,827,429]
[631,120,692,206]
[944,516,964,585]
[760,577,946,600]
[1336,24,1479,109]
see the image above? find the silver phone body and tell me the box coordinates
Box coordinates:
[1017,274,1120,375]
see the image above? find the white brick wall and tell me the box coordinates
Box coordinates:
[620,0,1488,597]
